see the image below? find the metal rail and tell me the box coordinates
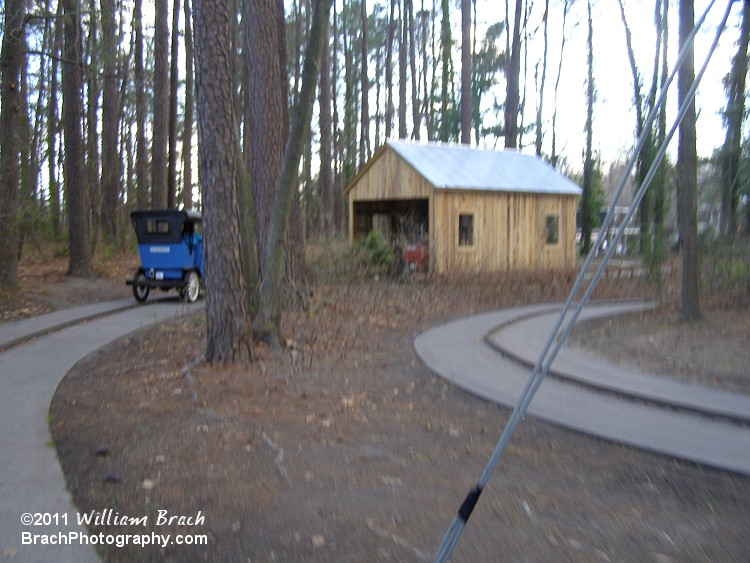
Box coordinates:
[433,1,736,560]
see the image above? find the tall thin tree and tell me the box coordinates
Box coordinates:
[399,0,408,138]
[580,0,596,255]
[167,0,181,208]
[255,0,334,346]
[183,0,195,210]
[101,0,119,239]
[360,0,371,162]
[152,0,170,209]
[0,0,27,286]
[719,0,750,240]
[134,0,149,209]
[534,0,549,157]
[676,0,701,320]
[62,0,92,277]
[243,0,289,271]
[439,0,452,142]
[460,0,471,144]
[319,19,333,233]
[408,0,420,139]
[505,0,522,148]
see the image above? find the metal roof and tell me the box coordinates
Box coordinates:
[386,140,582,196]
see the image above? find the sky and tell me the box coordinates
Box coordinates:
[163,0,744,174]
[465,0,744,169]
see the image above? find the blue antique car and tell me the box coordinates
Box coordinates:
[127,209,204,303]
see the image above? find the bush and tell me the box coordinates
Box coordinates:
[363,230,394,269]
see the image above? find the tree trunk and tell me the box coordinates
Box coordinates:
[460,0,471,144]
[439,0,452,142]
[62,0,92,278]
[134,0,149,209]
[676,0,700,321]
[243,0,289,273]
[85,0,100,253]
[255,0,333,346]
[504,0,522,149]
[720,0,749,240]
[167,0,181,209]
[319,21,332,234]
[534,0,549,156]
[360,0,371,164]
[183,0,195,209]
[49,2,63,238]
[385,0,395,139]
[408,0,420,140]
[551,0,571,167]
[580,0,596,255]
[152,0,170,209]
[399,0,408,139]
[101,0,119,240]
[193,0,252,364]
[332,3,344,232]
[0,0,27,287]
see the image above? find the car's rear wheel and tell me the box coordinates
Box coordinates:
[132,271,149,302]
[182,270,200,303]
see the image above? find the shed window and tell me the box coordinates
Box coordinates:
[546,215,559,245]
[458,214,474,247]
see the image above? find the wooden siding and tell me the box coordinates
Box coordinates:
[431,190,577,273]
[347,146,433,243]
[346,145,579,273]
[347,146,432,201]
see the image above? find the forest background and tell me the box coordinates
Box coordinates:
[0,0,749,360]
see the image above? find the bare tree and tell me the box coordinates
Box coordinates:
[255,0,334,346]
[719,0,750,240]
[439,0,452,142]
[385,0,396,138]
[48,2,63,238]
[152,0,170,209]
[676,0,700,320]
[167,0,181,208]
[550,0,571,167]
[134,0,149,209]
[505,0,522,148]
[399,0,408,138]
[243,0,289,271]
[460,0,471,144]
[0,0,27,286]
[85,0,101,249]
[183,0,195,209]
[360,0,371,162]
[101,0,119,239]
[193,0,252,363]
[580,0,596,255]
[407,0,420,139]
[62,0,92,277]
[534,0,549,156]
[319,19,333,233]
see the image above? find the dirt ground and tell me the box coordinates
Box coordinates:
[4,249,750,562]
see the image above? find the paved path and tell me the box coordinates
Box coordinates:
[414,302,750,476]
[0,299,202,562]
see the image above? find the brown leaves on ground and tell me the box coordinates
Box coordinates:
[49,270,750,562]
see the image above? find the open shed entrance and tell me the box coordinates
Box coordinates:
[352,198,429,244]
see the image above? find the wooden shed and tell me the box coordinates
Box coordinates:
[345,140,582,273]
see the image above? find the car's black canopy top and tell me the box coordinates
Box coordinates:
[130,209,201,244]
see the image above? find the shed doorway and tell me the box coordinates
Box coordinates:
[352,198,429,244]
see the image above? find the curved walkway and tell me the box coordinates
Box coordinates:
[0,298,202,562]
[414,302,750,476]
